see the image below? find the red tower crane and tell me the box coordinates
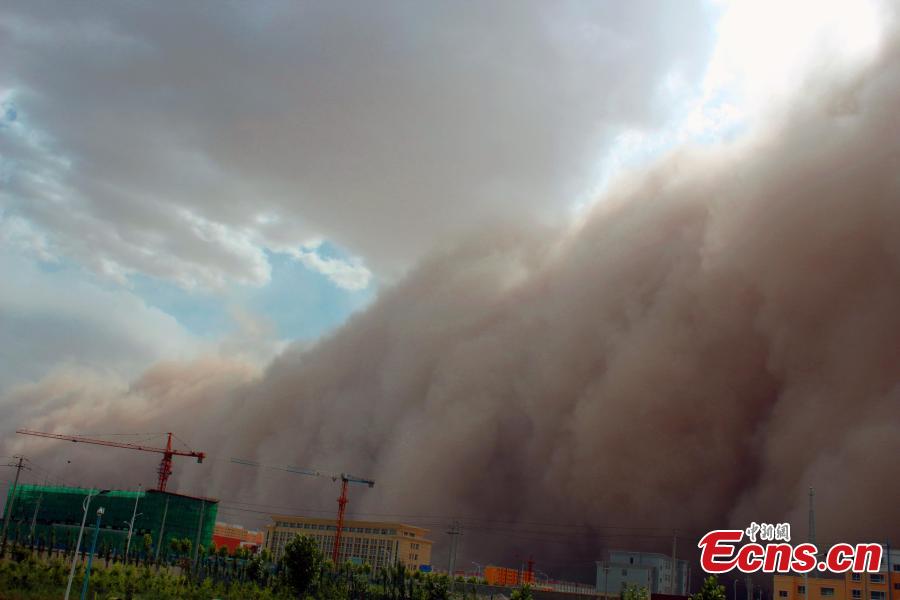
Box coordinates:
[230,459,374,565]
[332,473,375,564]
[16,429,205,492]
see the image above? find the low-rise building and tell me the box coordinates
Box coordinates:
[596,551,690,596]
[212,522,264,553]
[774,548,900,600]
[264,515,432,570]
[484,565,536,586]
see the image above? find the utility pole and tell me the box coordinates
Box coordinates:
[447,521,461,592]
[745,575,752,600]
[804,487,815,600]
[672,530,678,594]
[808,487,816,547]
[1,456,28,556]
[154,496,170,562]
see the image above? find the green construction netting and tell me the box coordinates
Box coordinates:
[2,484,218,560]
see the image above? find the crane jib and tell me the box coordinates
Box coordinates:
[15,429,205,493]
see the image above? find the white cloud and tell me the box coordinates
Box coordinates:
[0,1,717,289]
[0,251,204,392]
[287,243,372,291]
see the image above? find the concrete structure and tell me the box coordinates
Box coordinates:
[774,548,900,600]
[264,514,432,570]
[2,484,217,560]
[212,522,264,553]
[596,551,689,596]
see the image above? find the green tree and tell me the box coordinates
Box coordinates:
[424,573,450,600]
[142,534,153,565]
[623,583,650,600]
[511,583,534,600]
[280,535,323,597]
[692,576,727,600]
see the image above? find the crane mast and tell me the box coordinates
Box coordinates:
[16,429,205,492]
[332,473,375,565]
[230,459,374,565]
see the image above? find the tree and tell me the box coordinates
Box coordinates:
[511,584,534,600]
[623,583,650,600]
[692,576,727,600]
[424,573,451,600]
[142,534,153,565]
[180,537,192,560]
[280,535,323,597]
[246,553,266,584]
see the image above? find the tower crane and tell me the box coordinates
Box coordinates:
[231,458,374,564]
[332,473,375,564]
[16,429,205,492]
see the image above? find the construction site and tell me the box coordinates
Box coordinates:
[0,428,633,598]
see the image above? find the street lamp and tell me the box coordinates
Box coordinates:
[64,489,109,600]
[124,513,142,563]
[124,484,141,563]
[80,506,106,600]
[470,562,483,579]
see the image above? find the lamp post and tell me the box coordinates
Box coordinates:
[470,562,483,579]
[63,490,108,600]
[124,483,141,563]
[80,506,105,600]
[123,515,142,563]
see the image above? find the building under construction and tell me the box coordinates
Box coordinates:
[2,484,217,560]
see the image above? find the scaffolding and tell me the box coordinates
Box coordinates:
[1,484,218,560]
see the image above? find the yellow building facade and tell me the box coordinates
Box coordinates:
[264,515,432,571]
[775,571,900,600]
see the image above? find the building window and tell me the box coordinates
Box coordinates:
[821,588,834,597]
[894,584,900,591]
[893,565,900,572]
[852,574,862,582]
[779,591,788,597]
[853,590,861,599]
[798,587,806,594]
[870,575,884,584]
[871,593,885,600]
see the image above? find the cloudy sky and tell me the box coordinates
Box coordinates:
[1,0,881,397]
